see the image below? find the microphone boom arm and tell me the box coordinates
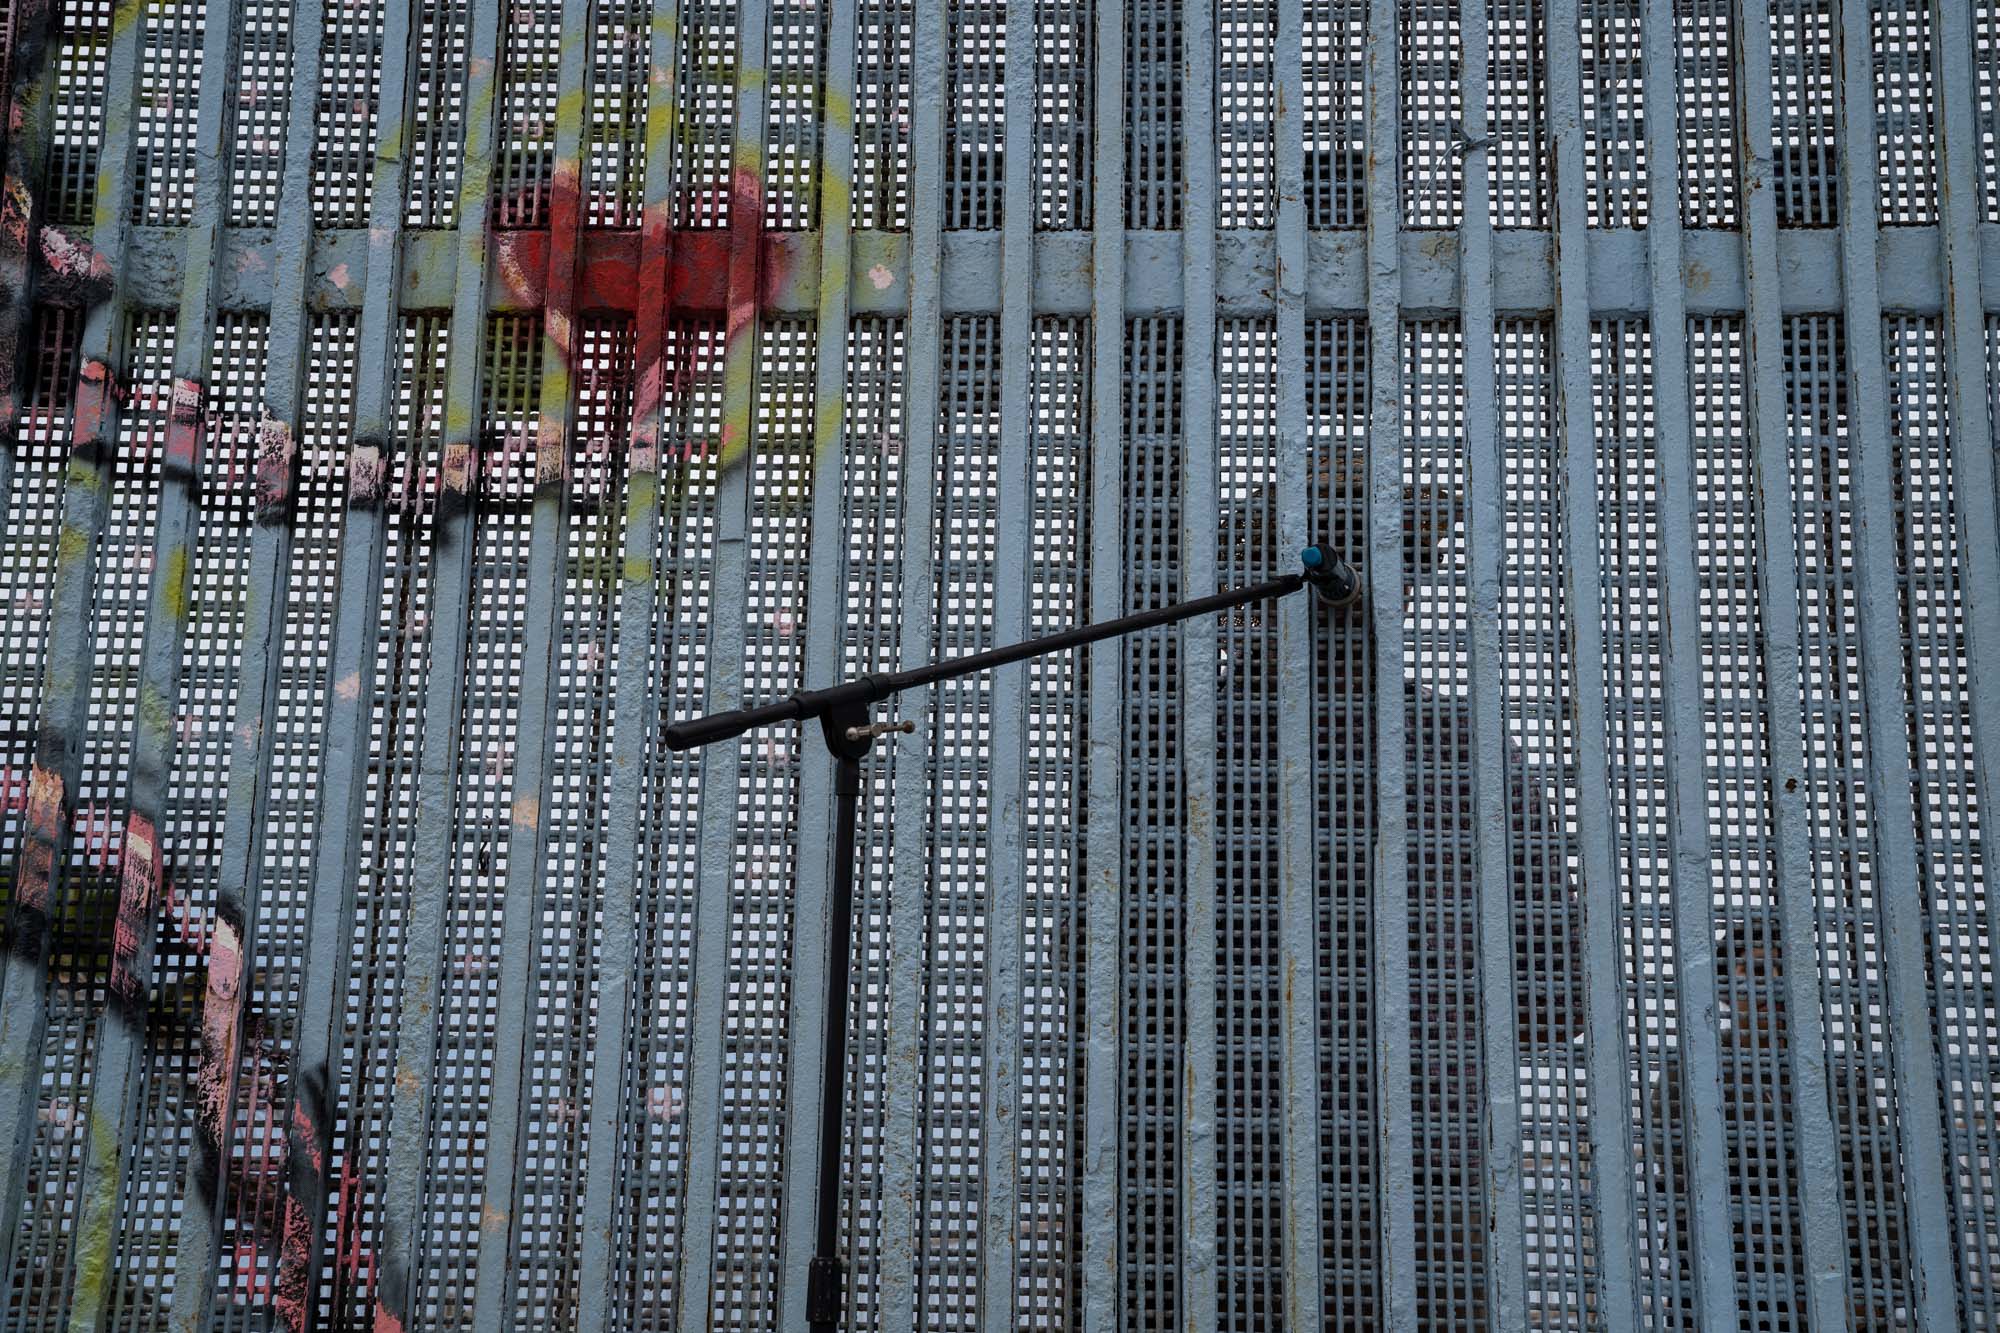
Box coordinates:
[664,546,1361,757]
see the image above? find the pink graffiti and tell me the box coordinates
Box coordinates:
[108,812,158,1005]
[256,411,295,519]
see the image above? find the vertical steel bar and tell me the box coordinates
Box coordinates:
[165,0,332,1314]
[265,0,422,1319]
[1829,0,1960,1324]
[1727,2,1855,1323]
[775,0,859,1321]
[1457,0,1528,1324]
[1080,0,1126,1326]
[1178,0,1220,1324]
[466,0,596,1320]
[366,0,508,1315]
[974,0,1037,1323]
[670,0,773,1320]
[872,0,946,1323]
[572,0,682,1320]
[61,0,245,1316]
[0,0,61,1036]
[0,0,157,1282]
[1633,0,1734,1324]
[1362,0,1417,1326]
[1545,0,1642,1324]
[1271,0,1326,1322]
[0,0,62,529]
[1927,0,2000,1154]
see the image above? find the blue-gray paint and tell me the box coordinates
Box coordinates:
[0,0,156,1287]
[163,0,332,1310]
[1177,0,1220,1323]
[255,0,422,1315]
[1362,2,1417,1330]
[570,0,685,1323]
[86,219,2000,319]
[1545,0,1642,1325]
[1635,0,1733,1323]
[466,0,596,1318]
[1272,0,1327,1326]
[1457,1,1529,1326]
[975,0,1037,1321]
[1080,0,1127,1328]
[1730,1,1854,1323]
[1831,0,1961,1324]
[62,0,246,1320]
[874,0,948,1325]
[365,0,508,1314]
[775,0,860,1322]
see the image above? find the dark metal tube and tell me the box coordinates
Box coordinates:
[665,570,1310,752]
[806,753,862,1331]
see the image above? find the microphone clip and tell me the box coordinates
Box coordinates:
[1300,545,1363,610]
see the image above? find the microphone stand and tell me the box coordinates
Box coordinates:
[662,545,1362,1332]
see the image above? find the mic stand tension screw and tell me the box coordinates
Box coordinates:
[844,719,916,743]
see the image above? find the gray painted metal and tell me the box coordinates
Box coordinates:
[1080,1,1125,1329]
[1830,0,1959,1324]
[974,0,1035,1323]
[1362,1,1416,1329]
[2,2,1997,1329]
[1636,0,1731,1324]
[1731,0,1854,1324]
[1545,0,1643,1327]
[1271,1,1325,1329]
[86,219,2000,318]
[0,0,153,1292]
[164,0,333,1312]
[775,0,859,1321]
[1178,1,1221,1330]
[62,0,243,1321]
[876,1,946,1328]
[364,0,507,1320]
[1458,2,1526,1326]
[465,0,594,1319]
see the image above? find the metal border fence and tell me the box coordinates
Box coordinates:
[1,0,1998,1329]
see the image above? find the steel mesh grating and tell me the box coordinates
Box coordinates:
[835,316,908,1333]
[404,0,473,227]
[1496,316,1592,1329]
[495,0,564,230]
[228,0,294,227]
[0,2,1996,1329]
[43,0,111,225]
[1215,315,1280,1328]
[1307,314,1378,1332]
[1402,318,1484,1331]
[11,311,177,1327]
[583,0,648,227]
[1687,315,1810,1329]
[0,310,80,913]
[312,0,386,225]
[130,0,205,226]
[1784,312,1919,1331]
[1891,316,1998,1328]
[1119,314,1183,1329]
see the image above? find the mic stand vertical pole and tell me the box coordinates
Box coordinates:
[807,705,872,1332]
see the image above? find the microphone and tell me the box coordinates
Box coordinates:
[1299,545,1363,609]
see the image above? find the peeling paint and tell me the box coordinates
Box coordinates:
[256,410,296,521]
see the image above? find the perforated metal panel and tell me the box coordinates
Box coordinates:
[4,0,2000,1330]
